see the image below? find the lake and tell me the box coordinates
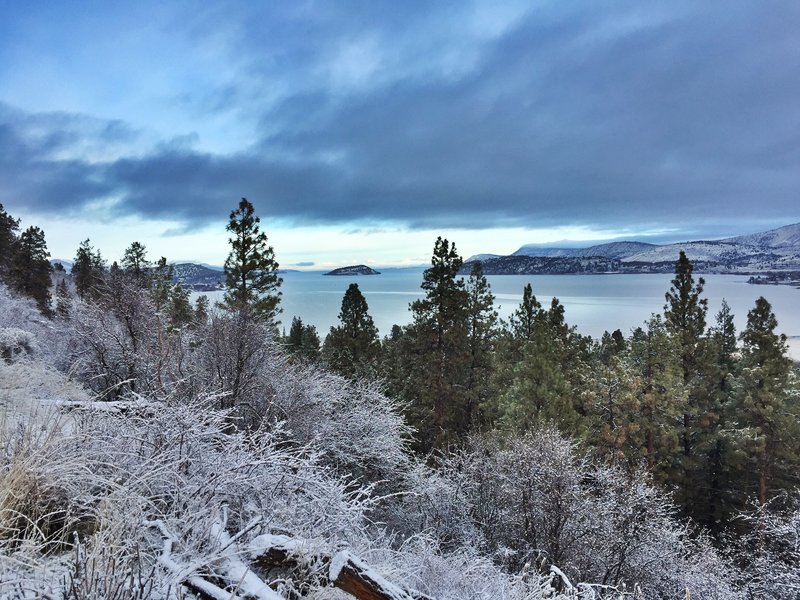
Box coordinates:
[197,270,800,358]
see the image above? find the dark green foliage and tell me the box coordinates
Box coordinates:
[664,251,714,517]
[168,283,193,327]
[286,316,321,362]
[193,295,210,326]
[463,262,498,430]
[222,198,282,322]
[405,237,471,450]
[150,257,173,308]
[72,239,105,299]
[323,283,380,378]
[508,283,540,341]
[0,203,20,277]
[121,241,150,280]
[55,278,71,319]
[493,286,589,436]
[9,226,53,316]
[733,297,798,507]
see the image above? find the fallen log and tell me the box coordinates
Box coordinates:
[250,534,434,600]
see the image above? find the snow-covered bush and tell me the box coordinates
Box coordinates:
[0,285,69,368]
[437,429,743,598]
[732,495,800,599]
[0,328,38,362]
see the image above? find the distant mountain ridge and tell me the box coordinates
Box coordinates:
[465,223,800,276]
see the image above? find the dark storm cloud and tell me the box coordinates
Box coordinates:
[2,1,799,233]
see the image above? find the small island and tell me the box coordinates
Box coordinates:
[323,264,381,276]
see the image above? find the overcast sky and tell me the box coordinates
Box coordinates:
[1,1,798,267]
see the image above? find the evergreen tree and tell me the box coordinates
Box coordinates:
[286,316,320,362]
[9,226,53,316]
[322,283,380,378]
[701,299,739,534]
[627,315,685,484]
[464,262,498,430]
[0,203,20,278]
[735,297,798,507]
[55,278,71,318]
[72,239,105,299]
[150,256,174,308]
[168,283,193,327]
[222,198,282,322]
[121,241,150,281]
[193,295,210,326]
[664,250,712,516]
[406,237,470,450]
[508,283,541,341]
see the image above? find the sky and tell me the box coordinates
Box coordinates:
[1,1,798,269]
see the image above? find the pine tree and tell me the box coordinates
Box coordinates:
[72,239,105,299]
[223,198,282,322]
[9,226,53,316]
[406,237,470,450]
[168,283,193,327]
[464,262,498,430]
[0,203,20,278]
[702,299,739,534]
[627,315,685,485]
[55,278,71,318]
[663,250,711,515]
[322,283,380,378]
[735,297,798,507]
[508,283,541,341]
[193,295,210,326]
[121,241,150,281]
[286,316,320,362]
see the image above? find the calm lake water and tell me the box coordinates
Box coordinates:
[198,270,800,358]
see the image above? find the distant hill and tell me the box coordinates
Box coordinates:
[171,263,225,291]
[324,265,381,276]
[468,223,800,275]
[513,241,657,260]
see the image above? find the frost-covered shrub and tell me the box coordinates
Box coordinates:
[732,495,800,599]
[0,388,373,598]
[439,429,744,598]
[0,284,69,368]
[0,328,38,362]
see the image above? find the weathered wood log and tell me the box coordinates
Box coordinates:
[250,534,434,600]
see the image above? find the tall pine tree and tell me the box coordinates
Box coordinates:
[9,226,53,316]
[72,239,105,299]
[0,203,20,278]
[223,198,282,322]
[735,297,798,507]
[406,237,470,450]
[323,283,380,378]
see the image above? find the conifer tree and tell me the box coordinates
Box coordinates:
[735,297,798,507]
[222,198,282,322]
[9,226,53,316]
[664,250,712,515]
[193,295,210,326]
[464,262,498,430]
[508,283,541,341]
[286,316,320,362]
[323,283,380,378]
[627,315,685,484]
[72,239,105,299]
[702,299,739,534]
[406,237,470,450]
[121,241,150,280]
[55,278,71,318]
[0,203,20,278]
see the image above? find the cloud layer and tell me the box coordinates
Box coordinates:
[1,1,798,235]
